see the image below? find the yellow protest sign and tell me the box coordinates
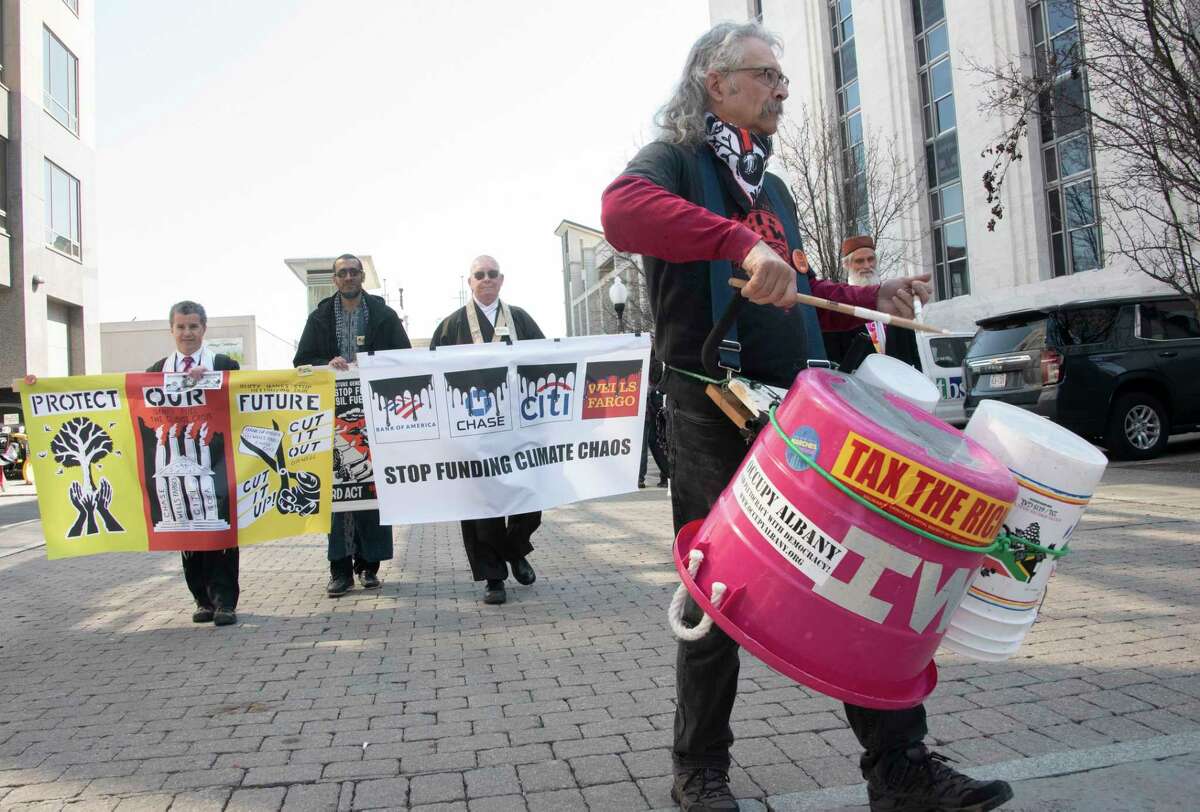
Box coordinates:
[19,370,334,559]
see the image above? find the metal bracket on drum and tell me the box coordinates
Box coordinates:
[704,376,788,441]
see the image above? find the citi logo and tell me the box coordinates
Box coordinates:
[517,363,578,427]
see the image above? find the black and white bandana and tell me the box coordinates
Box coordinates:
[704,113,771,206]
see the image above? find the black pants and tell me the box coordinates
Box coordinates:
[666,388,926,773]
[460,512,540,582]
[330,556,380,579]
[181,548,239,611]
[639,410,670,484]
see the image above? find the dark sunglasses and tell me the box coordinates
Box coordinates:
[473,270,500,280]
[333,268,363,279]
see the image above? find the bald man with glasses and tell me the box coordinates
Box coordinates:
[430,255,545,606]
[295,253,411,597]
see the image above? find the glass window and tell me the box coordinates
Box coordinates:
[929,190,941,220]
[1140,300,1200,340]
[927,24,949,60]
[948,261,969,298]
[1046,0,1076,36]
[922,0,945,28]
[0,137,7,231]
[935,131,960,183]
[1053,75,1087,136]
[845,111,863,145]
[930,336,970,367]
[1043,146,1058,182]
[967,319,1048,357]
[843,79,860,111]
[1053,306,1119,345]
[926,143,937,186]
[1048,188,1063,232]
[1051,233,1067,276]
[64,0,80,14]
[43,27,79,134]
[1051,28,1080,74]
[1070,228,1101,271]
[1064,180,1095,228]
[841,41,859,83]
[1031,3,1046,44]
[44,159,81,259]
[936,95,956,133]
[941,183,963,217]
[944,220,967,262]
[841,16,855,42]
[930,59,953,99]
[1058,134,1090,177]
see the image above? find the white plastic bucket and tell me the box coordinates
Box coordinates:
[942,400,1107,661]
[853,354,940,413]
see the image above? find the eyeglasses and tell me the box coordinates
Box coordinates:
[333,268,363,279]
[473,270,500,280]
[729,66,790,90]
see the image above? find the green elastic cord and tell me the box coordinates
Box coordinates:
[767,405,1009,556]
[668,365,724,386]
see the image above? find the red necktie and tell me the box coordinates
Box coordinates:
[181,356,194,372]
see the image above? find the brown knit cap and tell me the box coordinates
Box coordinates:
[840,235,876,257]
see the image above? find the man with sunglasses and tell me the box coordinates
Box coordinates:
[601,22,1011,812]
[430,255,544,605]
[294,253,411,597]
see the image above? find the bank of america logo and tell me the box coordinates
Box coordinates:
[445,367,512,437]
[517,363,577,427]
[367,375,440,443]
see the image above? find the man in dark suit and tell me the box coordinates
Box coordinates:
[429,255,544,606]
[149,300,242,627]
[294,254,412,597]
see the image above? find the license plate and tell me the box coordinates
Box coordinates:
[988,373,1007,389]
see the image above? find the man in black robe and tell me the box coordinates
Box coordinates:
[429,255,544,605]
[823,236,921,373]
[294,253,411,597]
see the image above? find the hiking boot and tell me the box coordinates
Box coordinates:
[213,609,237,627]
[670,767,738,811]
[191,608,214,623]
[866,745,1013,811]
[483,579,507,605]
[359,571,381,589]
[326,574,353,597]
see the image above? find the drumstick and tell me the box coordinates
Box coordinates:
[727,279,951,335]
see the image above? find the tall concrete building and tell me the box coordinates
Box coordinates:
[708,0,1134,308]
[0,0,96,421]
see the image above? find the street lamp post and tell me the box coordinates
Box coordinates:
[608,275,628,333]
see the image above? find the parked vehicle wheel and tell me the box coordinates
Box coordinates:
[1106,393,1170,460]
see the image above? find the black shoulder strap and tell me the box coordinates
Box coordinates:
[696,148,742,372]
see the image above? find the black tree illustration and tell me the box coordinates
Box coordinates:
[50,417,125,538]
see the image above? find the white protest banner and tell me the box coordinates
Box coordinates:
[332,368,377,512]
[358,335,650,524]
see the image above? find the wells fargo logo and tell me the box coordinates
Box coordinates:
[831,432,1012,546]
[581,360,642,420]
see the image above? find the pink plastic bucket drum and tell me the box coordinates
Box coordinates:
[673,369,1018,709]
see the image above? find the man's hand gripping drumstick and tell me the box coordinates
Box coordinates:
[737,242,946,335]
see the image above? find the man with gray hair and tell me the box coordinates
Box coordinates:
[602,22,1011,812]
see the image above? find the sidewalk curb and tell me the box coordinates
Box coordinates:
[760,731,1200,811]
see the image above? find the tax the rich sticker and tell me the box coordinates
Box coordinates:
[581,360,642,419]
[830,432,1012,546]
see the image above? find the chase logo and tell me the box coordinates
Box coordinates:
[366,375,440,443]
[517,363,577,428]
[445,367,512,437]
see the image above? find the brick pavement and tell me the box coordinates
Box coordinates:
[0,454,1198,811]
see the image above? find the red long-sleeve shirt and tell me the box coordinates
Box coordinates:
[599,141,875,385]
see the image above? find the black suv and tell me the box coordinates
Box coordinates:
[963,295,1200,459]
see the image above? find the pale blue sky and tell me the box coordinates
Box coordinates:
[95,0,710,363]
